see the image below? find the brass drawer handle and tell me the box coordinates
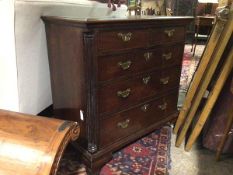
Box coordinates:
[141,104,150,112]
[160,77,170,85]
[164,29,175,37]
[158,103,167,110]
[117,88,131,98]
[118,60,132,70]
[118,32,132,42]
[117,119,130,129]
[144,52,153,61]
[142,76,151,85]
[162,52,172,60]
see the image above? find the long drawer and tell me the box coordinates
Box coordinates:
[98,67,181,114]
[99,91,178,148]
[98,44,184,81]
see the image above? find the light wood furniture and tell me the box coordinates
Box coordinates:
[173,9,230,135]
[42,16,192,174]
[174,1,233,148]
[185,46,233,151]
[0,109,80,175]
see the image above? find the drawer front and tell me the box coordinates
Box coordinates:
[98,45,184,81]
[161,44,184,67]
[98,67,180,114]
[98,30,148,52]
[150,27,185,44]
[98,49,162,81]
[99,92,178,147]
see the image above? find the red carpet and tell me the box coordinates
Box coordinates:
[57,126,171,175]
[100,126,171,175]
[180,45,203,92]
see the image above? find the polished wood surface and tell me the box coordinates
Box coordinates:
[98,67,180,115]
[98,29,148,52]
[98,44,184,81]
[42,16,192,174]
[0,109,80,175]
[150,27,185,44]
[99,91,178,147]
[43,16,193,24]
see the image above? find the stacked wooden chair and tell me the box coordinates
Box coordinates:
[173,0,233,157]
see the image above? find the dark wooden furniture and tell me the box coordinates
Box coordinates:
[216,75,233,160]
[191,16,215,55]
[42,16,192,174]
[0,109,80,175]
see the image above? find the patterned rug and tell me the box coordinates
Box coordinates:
[100,126,171,175]
[57,126,172,175]
[178,44,204,107]
[180,44,204,92]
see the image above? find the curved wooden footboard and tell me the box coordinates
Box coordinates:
[0,109,80,175]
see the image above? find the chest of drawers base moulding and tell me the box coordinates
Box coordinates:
[42,16,193,175]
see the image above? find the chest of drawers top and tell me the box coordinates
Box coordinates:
[43,17,193,65]
[42,15,193,26]
[43,17,193,47]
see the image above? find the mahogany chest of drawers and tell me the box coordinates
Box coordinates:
[42,16,192,174]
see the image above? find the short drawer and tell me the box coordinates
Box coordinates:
[97,29,148,52]
[150,27,185,44]
[99,92,178,147]
[161,44,184,67]
[98,44,184,81]
[98,67,180,114]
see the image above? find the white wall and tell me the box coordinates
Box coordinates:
[0,0,127,114]
[0,0,19,112]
